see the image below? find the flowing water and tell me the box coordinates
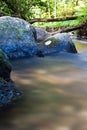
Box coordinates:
[1,40,87,130]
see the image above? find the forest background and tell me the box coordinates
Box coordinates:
[0,0,87,34]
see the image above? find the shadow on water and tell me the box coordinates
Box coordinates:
[1,41,87,130]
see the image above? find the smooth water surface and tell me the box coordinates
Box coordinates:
[1,41,87,130]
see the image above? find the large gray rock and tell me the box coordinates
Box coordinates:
[37,33,77,56]
[0,16,38,58]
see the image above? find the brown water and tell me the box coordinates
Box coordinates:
[1,41,87,130]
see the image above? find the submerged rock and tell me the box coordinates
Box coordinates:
[0,49,21,109]
[0,16,38,58]
[38,33,77,55]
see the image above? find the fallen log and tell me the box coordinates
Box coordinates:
[59,22,87,33]
[29,16,83,24]
[50,22,87,35]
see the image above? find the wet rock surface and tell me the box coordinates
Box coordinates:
[38,33,77,56]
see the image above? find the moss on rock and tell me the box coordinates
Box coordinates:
[0,49,12,81]
[0,49,21,109]
[0,78,21,109]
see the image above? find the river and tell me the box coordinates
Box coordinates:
[0,40,87,130]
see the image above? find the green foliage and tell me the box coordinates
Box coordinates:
[34,20,80,30]
[0,1,12,15]
[0,0,87,29]
[0,0,47,20]
[78,4,87,23]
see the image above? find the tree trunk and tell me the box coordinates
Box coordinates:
[54,0,57,18]
[29,16,82,24]
[48,0,51,18]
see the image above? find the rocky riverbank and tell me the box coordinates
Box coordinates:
[0,16,78,109]
[0,49,21,110]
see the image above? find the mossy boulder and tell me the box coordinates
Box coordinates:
[0,16,38,58]
[0,78,21,109]
[0,49,12,81]
[38,33,77,56]
[0,49,21,109]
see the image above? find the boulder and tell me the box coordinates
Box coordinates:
[0,16,38,58]
[0,49,12,81]
[37,33,77,56]
[36,27,50,42]
[0,78,21,109]
[0,49,21,109]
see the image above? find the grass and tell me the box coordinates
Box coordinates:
[33,19,82,31]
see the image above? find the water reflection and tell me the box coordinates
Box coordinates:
[1,41,87,130]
